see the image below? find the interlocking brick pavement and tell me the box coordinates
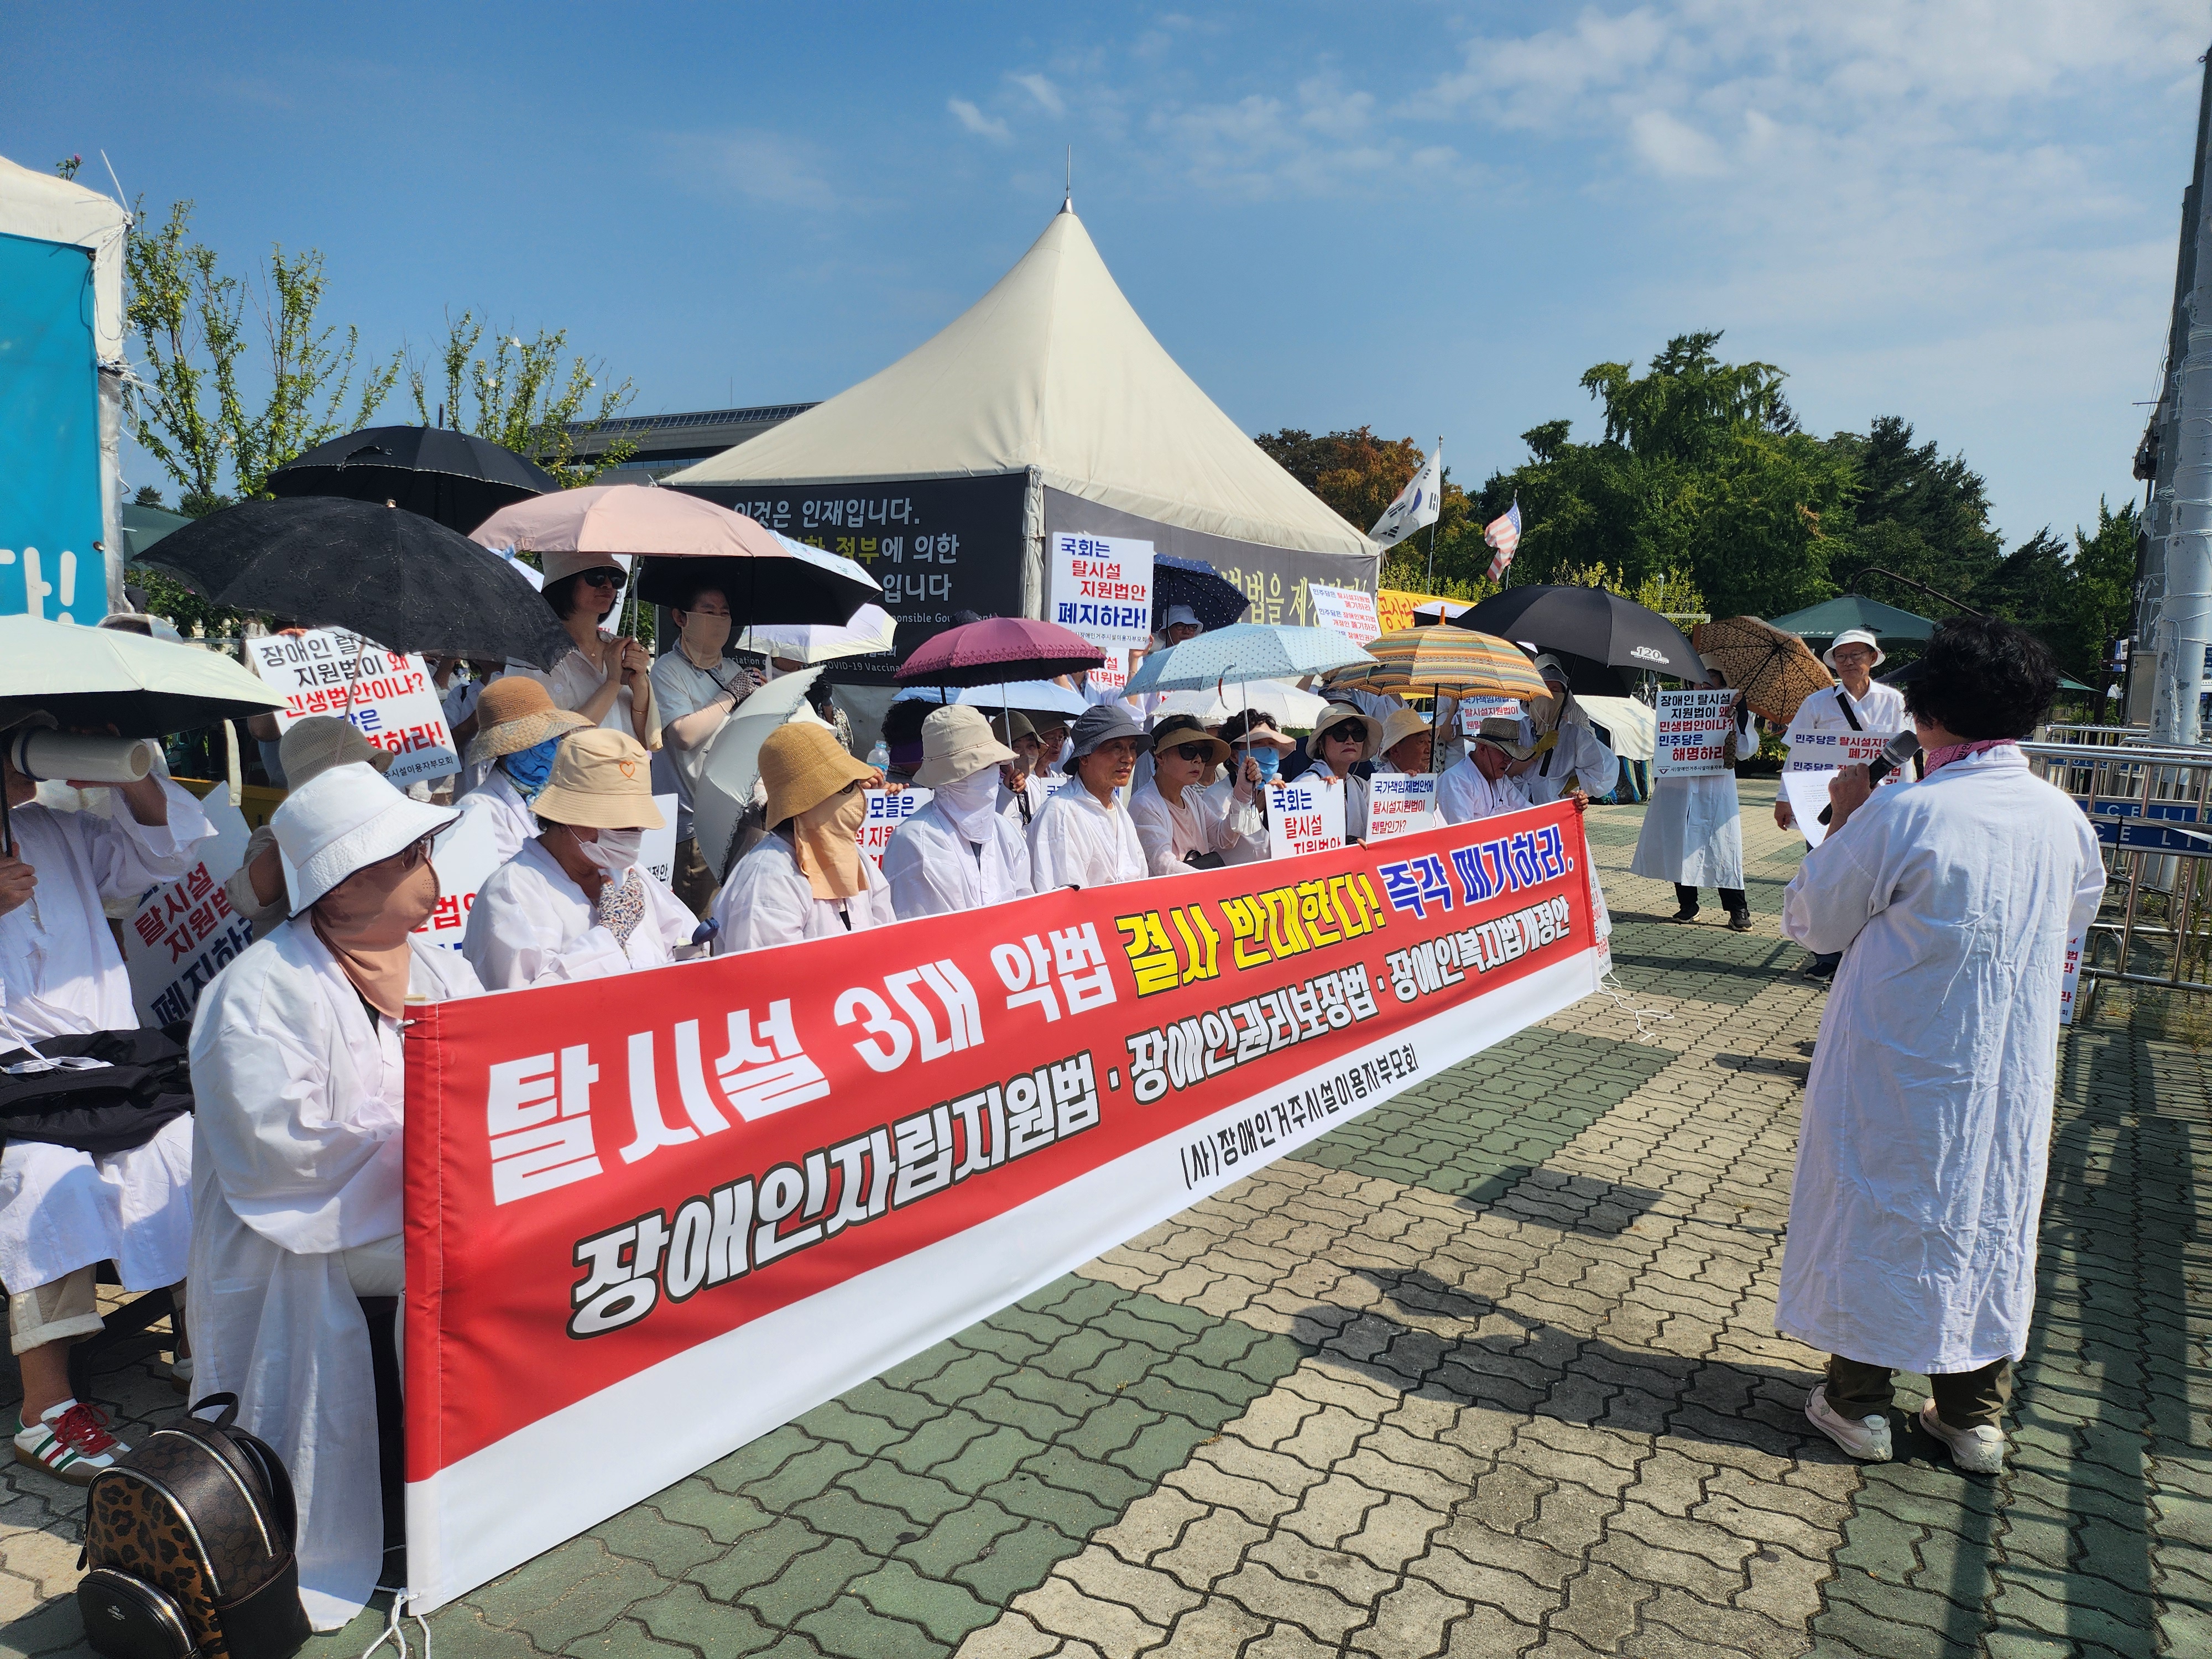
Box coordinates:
[5,778,2206,1658]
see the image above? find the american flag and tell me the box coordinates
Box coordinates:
[1484,501,1522,583]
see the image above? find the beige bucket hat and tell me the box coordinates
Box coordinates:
[915,706,1016,787]
[1472,717,1536,761]
[1314,701,1385,761]
[760,721,876,828]
[279,714,395,784]
[529,728,665,831]
[1378,707,1432,754]
[467,675,592,765]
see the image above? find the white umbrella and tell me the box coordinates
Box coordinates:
[690,667,826,883]
[1153,680,1331,731]
[891,680,1090,718]
[739,604,895,666]
[0,615,283,736]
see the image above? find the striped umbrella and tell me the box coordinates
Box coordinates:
[1328,626,1549,699]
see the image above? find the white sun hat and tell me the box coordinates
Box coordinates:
[1821,627,1886,669]
[273,761,457,910]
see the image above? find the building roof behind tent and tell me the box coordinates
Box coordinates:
[0,152,130,360]
[1767,594,1938,643]
[669,206,1375,562]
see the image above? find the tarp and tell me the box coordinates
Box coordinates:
[0,152,129,618]
[1767,595,1937,642]
[669,207,1377,612]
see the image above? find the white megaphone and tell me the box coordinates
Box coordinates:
[5,715,159,786]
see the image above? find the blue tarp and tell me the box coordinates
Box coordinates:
[0,229,105,623]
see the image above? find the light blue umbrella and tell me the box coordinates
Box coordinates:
[1122,623,1375,696]
[891,679,1090,716]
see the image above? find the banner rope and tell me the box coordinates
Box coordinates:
[1593,966,1676,1044]
[359,1589,431,1659]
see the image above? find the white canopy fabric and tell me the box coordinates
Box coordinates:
[0,154,128,361]
[670,208,1374,564]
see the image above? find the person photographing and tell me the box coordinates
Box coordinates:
[1780,617,2103,1475]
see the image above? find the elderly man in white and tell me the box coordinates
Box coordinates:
[884,707,1035,918]
[0,722,209,1483]
[189,761,481,1627]
[1028,705,1149,890]
[1515,654,1619,805]
[1437,718,1535,824]
[464,728,699,989]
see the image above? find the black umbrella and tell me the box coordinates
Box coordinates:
[631,553,880,628]
[266,425,558,534]
[1152,555,1250,634]
[1453,585,1701,681]
[139,497,576,669]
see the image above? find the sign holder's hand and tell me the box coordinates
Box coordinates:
[0,852,35,917]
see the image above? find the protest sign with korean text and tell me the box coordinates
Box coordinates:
[123,796,252,1027]
[1365,775,1436,843]
[245,628,458,786]
[1267,774,1346,859]
[1306,584,1380,646]
[1457,696,1524,731]
[400,802,1606,1612]
[1652,688,1740,779]
[1048,532,1154,695]
[857,787,931,872]
[641,794,679,889]
[1782,728,1900,773]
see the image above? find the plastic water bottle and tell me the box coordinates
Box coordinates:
[866,740,889,770]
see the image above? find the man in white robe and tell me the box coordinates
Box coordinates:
[1027,705,1148,890]
[1516,655,1619,805]
[885,707,1034,919]
[1629,666,1759,930]
[715,721,897,950]
[225,716,399,940]
[1779,618,2104,1475]
[1437,719,1535,824]
[465,729,698,989]
[1130,715,1262,875]
[0,726,208,1481]
[190,761,481,1627]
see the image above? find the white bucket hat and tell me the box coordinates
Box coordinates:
[1163,604,1203,632]
[273,761,457,910]
[915,705,1015,787]
[1822,627,1886,669]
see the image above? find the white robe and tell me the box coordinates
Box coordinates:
[1517,716,1619,804]
[883,799,1035,919]
[997,774,1051,832]
[1129,779,1264,876]
[1629,706,1757,889]
[1199,778,1281,865]
[448,766,540,866]
[1776,747,2104,1373]
[1436,759,1531,825]
[463,838,697,989]
[0,784,211,1297]
[1027,785,1147,890]
[712,833,897,951]
[187,924,482,1629]
[1783,680,1908,747]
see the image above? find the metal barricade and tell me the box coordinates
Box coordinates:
[2021,736,2212,995]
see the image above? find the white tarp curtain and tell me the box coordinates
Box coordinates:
[670,207,1376,571]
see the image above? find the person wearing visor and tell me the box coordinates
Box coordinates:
[0,714,210,1486]
[651,582,761,916]
[464,729,698,988]
[1028,705,1149,889]
[1374,708,1434,775]
[994,710,1052,829]
[884,707,1035,918]
[1777,627,1907,979]
[1517,655,1618,805]
[1308,700,1383,842]
[189,761,481,1628]
[225,715,402,941]
[1631,660,1760,930]
[1208,712,1297,852]
[515,548,659,748]
[1131,714,1264,875]
[1438,718,1536,823]
[714,722,896,948]
[447,677,591,867]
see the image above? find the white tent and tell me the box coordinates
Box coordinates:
[0,153,131,617]
[670,206,1375,625]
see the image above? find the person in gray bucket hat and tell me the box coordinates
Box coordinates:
[1025,705,1147,889]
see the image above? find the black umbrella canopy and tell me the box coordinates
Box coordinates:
[1152,556,1250,634]
[1454,585,1701,681]
[632,552,881,629]
[265,426,558,534]
[139,497,577,669]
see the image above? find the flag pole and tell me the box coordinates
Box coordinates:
[1423,436,1442,586]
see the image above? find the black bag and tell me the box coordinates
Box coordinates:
[78,1394,310,1659]
[0,1028,194,1157]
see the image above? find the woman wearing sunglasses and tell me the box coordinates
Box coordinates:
[514,550,659,748]
[1130,714,1265,875]
[1308,701,1384,843]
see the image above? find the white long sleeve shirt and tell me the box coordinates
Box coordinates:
[1129,779,1264,875]
[1783,680,1908,746]
[1027,784,1147,890]
[1435,759,1530,825]
[712,833,898,952]
[1516,719,1619,804]
[463,837,697,989]
[883,799,1035,919]
[448,766,540,867]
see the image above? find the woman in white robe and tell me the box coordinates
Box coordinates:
[1027,705,1147,890]
[189,761,480,1628]
[1629,666,1758,929]
[714,721,896,951]
[1130,715,1263,875]
[1778,619,2105,1474]
[1306,702,1379,842]
[0,735,209,1480]
[449,677,591,867]
[884,707,1034,919]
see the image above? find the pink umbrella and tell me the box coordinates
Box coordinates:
[895,617,1104,687]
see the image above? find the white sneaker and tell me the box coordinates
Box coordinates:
[1919,1400,2005,1474]
[13,1399,127,1485]
[1805,1383,1892,1461]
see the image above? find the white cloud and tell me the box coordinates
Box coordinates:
[948,97,1011,142]
[1010,72,1065,114]
[699,131,838,209]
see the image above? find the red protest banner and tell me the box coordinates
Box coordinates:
[400,804,1603,1610]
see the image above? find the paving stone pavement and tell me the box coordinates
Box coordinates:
[4,778,2206,1658]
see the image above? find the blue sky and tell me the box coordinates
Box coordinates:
[7,1,2206,552]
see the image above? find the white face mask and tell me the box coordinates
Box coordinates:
[933,769,1001,839]
[576,827,644,872]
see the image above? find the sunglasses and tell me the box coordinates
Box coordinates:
[578,570,624,589]
[383,835,435,873]
[1165,742,1213,762]
[1323,723,1365,746]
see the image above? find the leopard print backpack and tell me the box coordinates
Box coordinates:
[77,1394,309,1659]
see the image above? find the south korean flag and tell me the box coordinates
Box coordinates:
[1369,442,1442,551]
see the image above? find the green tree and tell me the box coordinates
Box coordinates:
[408,311,636,486]
[1823,417,2005,608]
